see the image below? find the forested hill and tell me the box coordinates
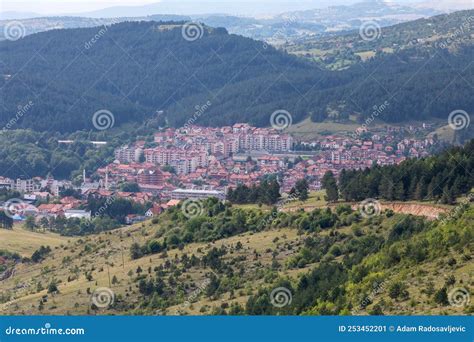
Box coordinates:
[0,21,328,131]
[0,15,473,132]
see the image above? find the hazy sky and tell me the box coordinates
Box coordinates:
[2,0,466,16]
[1,0,156,14]
[1,0,414,15]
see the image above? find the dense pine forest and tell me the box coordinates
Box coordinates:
[334,140,474,204]
[0,12,473,132]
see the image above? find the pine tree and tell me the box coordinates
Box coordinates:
[322,171,339,202]
[414,178,427,201]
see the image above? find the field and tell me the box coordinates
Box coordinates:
[0,225,72,257]
[286,117,362,139]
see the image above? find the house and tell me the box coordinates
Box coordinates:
[145,204,164,217]
[166,199,180,207]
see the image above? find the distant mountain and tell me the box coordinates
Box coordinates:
[64,0,359,18]
[0,13,472,132]
[286,8,474,69]
[276,0,440,31]
[0,11,41,20]
[0,0,448,43]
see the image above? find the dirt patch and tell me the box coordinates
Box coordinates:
[283,202,450,220]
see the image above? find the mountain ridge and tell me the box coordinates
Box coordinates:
[0,12,473,132]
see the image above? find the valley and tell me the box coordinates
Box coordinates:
[0,0,472,321]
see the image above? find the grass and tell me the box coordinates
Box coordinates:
[0,220,304,315]
[232,203,271,211]
[355,50,376,61]
[286,117,361,140]
[281,190,327,211]
[0,225,72,257]
[428,124,456,143]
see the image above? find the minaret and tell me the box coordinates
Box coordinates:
[83,169,86,184]
[105,166,109,190]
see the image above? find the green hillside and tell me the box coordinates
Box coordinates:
[0,196,472,315]
[0,12,473,132]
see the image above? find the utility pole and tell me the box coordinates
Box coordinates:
[121,246,125,269]
[107,262,111,288]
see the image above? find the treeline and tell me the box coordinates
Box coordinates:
[227,179,281,205]
[334,140,474,204]
[0,130,116,179]
[37,215,121,236]
[86,196,149,224]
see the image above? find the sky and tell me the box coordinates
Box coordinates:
[1,0,419,15]
[2,0,468,17]
[1,0,157,14]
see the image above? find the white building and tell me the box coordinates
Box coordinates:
[171,188,225,201]
[64,209,91,220]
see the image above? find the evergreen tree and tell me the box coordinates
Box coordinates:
[322,171,339,202]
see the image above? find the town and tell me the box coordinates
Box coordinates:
[0,123,438,226]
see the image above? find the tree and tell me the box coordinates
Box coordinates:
[0,211,13,229]
[433,287,449,306]
[322,171,338,202]
[120,182,141,193]
[24,216,37,230]
[414,178,427,200]
[130,243,143,260]
[47,281,59,294]
[291,179,309,201]
[39,217,50,229]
